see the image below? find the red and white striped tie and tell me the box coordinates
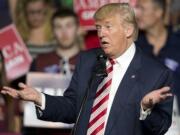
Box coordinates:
[87,59,115,135]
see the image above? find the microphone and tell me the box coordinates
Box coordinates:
[95,51,108,78]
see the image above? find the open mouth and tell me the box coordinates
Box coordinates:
[101,41,109,46]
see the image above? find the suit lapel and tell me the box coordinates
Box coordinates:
[105,48,142,135]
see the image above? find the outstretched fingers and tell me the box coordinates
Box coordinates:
[1,86,20,98]
[159,86,171,94]
[159,86,172,98]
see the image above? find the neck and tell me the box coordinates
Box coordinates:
[146,21,166,39]
[145,21,167,55]
[28,25,48,45]
[110,39,133,59]
[56,44,80,59]
[30,26,45,34]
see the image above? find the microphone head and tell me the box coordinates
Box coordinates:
[96,50,107,61]
[95,50,107,78]
[98,54,105,59]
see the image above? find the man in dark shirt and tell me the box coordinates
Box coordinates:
[136,0,180,108]
[32,9,83,75]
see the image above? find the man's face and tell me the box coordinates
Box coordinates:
[53,17,78,49]
[136,0,162,30]
[26,1,47,28]
[95,14,129,58]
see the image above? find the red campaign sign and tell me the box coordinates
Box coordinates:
[0,24,32,81]
[74,0,137,30]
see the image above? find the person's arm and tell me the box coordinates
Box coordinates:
[35,53,83,123]
[1,52,83,123]
[140,69,174,135]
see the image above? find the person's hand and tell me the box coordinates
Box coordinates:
[141,86,173,110]
[1,82,42,106]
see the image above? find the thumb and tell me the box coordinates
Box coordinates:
[18,82,27,89]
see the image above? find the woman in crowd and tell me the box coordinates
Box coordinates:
[15,0,55,59]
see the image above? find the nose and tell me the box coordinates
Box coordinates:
[135,6,142,18]
[98,28,106,40]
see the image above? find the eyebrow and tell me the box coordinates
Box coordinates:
[95,21,111,25]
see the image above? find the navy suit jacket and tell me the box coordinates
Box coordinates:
[36,47,173,135]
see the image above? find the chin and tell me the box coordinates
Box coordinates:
[138,24,146,30]
[102,48,111,57]
[59,43,74,49]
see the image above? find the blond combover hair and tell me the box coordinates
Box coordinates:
[94,3,138,41]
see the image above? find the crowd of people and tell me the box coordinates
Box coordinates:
[0,0,180,135]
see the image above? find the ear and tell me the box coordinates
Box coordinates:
[125,25,134,38]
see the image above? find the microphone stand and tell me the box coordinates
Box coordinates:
[71,52,107,135]
[71,72,96,135]
[71,71,107,135]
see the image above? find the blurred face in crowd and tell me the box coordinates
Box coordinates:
[26,0,47,28]
[95,14,133,58]
[52,17,78,49]
[136,0,163,30]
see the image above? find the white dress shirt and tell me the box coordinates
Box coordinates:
[37,43,151,124]
[105,43,135,128]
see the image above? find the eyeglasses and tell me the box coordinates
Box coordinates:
[26,9,47,16]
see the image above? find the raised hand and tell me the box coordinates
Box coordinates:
[141,86,173,110]
[1,83,42,106]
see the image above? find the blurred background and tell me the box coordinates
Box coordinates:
[0,0,180,135]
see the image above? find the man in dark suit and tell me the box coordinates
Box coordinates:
[1,3,173,135]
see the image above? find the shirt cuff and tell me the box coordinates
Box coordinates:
[139,104,152,120]
[35,93,46,110]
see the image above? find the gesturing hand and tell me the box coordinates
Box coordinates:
[141,86,173,110]
[1,83,42,106]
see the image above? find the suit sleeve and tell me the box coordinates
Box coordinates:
[36,53,82,124]
[141,69,174,135]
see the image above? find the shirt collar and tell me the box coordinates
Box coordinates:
[115,42,136,68]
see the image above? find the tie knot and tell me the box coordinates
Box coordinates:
[109,58,115,65]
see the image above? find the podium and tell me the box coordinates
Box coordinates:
[23,72,73,128]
